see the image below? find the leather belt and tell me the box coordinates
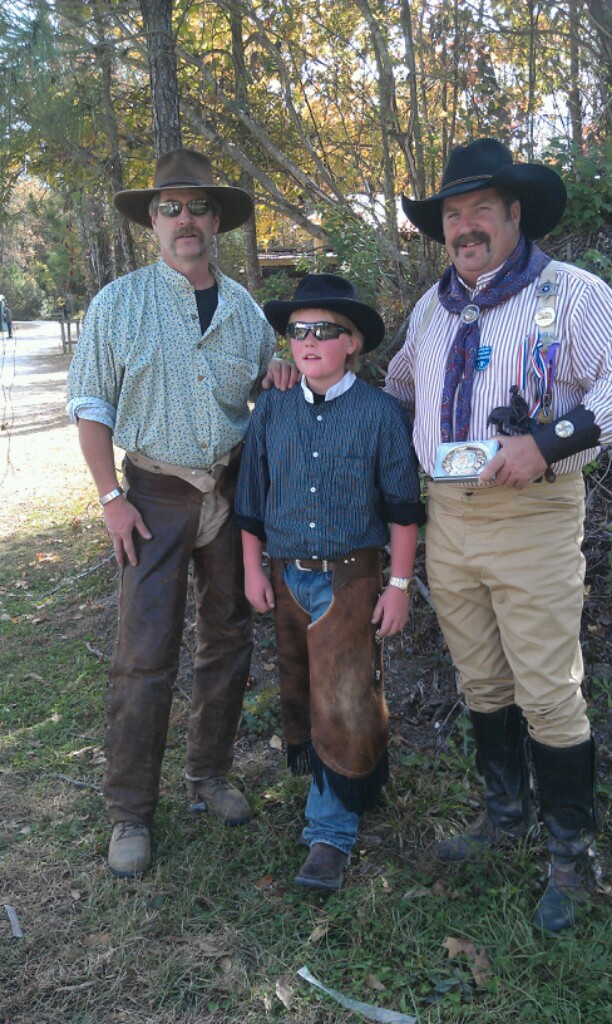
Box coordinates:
[292,558,337,572]
[290,551,376,573]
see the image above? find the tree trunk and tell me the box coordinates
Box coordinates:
[92,4,137,275]
[568,0,583,152]
[139,0,182,155]
[230,9,263,293]
[585,0,612,133]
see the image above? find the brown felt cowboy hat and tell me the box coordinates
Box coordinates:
[263,273,385,352]
[401,138,567,244]
[114,148,254,232]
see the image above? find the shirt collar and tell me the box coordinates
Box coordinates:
[458,262,506,298]
[300,371,356,404]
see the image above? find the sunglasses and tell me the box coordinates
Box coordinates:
[286,321,353,341]
[157,199,212,217]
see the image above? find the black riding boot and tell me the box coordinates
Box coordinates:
[436,705,536,862]
[531,737,598,934]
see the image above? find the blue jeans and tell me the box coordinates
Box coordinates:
[283,564,360,856]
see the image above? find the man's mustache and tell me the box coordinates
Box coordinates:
[453,231,491,253]
[173,227,204,239]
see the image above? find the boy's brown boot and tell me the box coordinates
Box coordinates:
[294,843,347,892]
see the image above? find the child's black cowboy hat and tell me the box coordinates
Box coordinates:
[264,273,385,352]
[114,148,253,232]
[401,138,567,245]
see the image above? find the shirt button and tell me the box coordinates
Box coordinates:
[310,486,316,492]
[309,522,316,529]
[316,415,323,421]
[312,451,319,458]
[197,342,203,349]
[191,314,198,321]
[197,374,204,381]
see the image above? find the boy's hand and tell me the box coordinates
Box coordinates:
[245,566,276,614]
[371,586,410,638]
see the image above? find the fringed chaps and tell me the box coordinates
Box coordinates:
[271,550,388,814]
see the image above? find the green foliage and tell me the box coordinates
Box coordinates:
[253,270,295,306]
[0,262,45,319]
[240,683,281,737]
[546,139,612,281]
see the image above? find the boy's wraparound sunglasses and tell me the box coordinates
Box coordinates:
[286,321,353,341]
[157,199,213,217]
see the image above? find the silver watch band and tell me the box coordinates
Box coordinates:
[99,487,123,506]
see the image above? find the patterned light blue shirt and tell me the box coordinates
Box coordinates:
[235,376,425,559]
[66,260,276,468]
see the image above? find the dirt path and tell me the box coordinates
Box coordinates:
[1,322,100,538]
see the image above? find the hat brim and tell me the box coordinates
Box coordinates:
[114,185,254,233]
[263,296,385,353]
[402,164,566,244]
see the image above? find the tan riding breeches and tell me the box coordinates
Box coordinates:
[425,472,590,747]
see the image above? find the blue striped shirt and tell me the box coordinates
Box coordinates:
[235,376,424,559]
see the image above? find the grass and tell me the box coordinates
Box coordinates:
[1,486,610,1024]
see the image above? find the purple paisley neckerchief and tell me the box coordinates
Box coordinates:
[438,236,551,442]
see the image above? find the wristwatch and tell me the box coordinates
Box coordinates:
[387,576,412,595]
[99,487,124,506]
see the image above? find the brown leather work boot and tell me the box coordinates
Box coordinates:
[187,776,252,825]
[294,843,347,892]
[108,822,151,878]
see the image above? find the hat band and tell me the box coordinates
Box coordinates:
[155,177,211,189]
[441,173,494,191]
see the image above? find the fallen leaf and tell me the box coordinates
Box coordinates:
[365,972,386,991]
[254,874,275,890]
[444,936,477,959]
[69,746,93,760]
[269,734,283,750]
[432,879,447,896]
[402,886,431,899]
[443,936,492,988]
[70,890,82,901]
[471,948,492,988]
[85,931,111,947]
[275,976,294,1009]
[308,921,329,943]
[165,934,224,957]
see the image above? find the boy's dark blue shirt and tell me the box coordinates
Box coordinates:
[235,377,424,559]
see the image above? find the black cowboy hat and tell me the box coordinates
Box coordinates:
[114,148,253,232]
[401,138,566,244]
[264,273,385,352]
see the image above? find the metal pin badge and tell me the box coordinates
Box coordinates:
[460,304,480,324]
[535,307,556,328]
